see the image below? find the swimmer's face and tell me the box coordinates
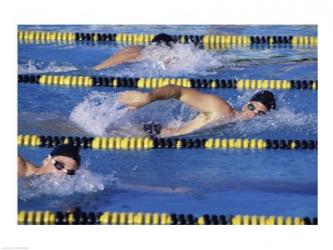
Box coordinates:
[240,101,268,119]
[42,155,78,175]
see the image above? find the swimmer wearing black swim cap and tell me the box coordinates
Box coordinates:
[93,33,177,70]
[18,144,81,177]
[119,86,276,137]
[150,33,177,47]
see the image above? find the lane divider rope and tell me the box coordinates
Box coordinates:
[17,39,315,49]
[18,74,318,90]
[17,134,318,150]
[17,209,317,225]
[17,30,318,47]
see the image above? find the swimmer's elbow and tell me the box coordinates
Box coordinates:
[149,85,182,102]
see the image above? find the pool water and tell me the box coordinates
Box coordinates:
[18,25,317,218]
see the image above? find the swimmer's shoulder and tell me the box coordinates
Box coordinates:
[128,45,145,52]
[18,155,27,177]
[18,155,38,177]
[210,108,237,122]
[120,45,144,55]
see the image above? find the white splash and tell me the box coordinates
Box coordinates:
[18,164,118,201]
[18,60,78,74]
[139,43,225,75]
[69,91,130,136]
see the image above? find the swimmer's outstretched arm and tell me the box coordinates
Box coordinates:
[119,85,235,136]
[93,46,143,70]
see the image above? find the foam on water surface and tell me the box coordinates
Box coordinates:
[18,59,78,74]
[18,163,118,201]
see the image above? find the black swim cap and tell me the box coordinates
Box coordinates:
[250,90,276,111]
[50,144,81,167]
[150,33,177,47]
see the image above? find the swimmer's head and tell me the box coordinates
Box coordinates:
[150,33,177,47]
[41,144,80,176]
[240,90,276,118]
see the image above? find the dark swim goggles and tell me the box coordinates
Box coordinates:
[247,103,266,116]
[48,155,76,175]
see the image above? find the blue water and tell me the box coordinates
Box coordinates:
[18,25,317,218]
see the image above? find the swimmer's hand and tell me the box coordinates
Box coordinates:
[93,65,103,71]
[119,91,151,110]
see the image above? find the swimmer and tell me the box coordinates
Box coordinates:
[18,144,190,194]
[93,33,177,70]
[17,144,191,194]
[18,144,80,177]
[119,86,276,137]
